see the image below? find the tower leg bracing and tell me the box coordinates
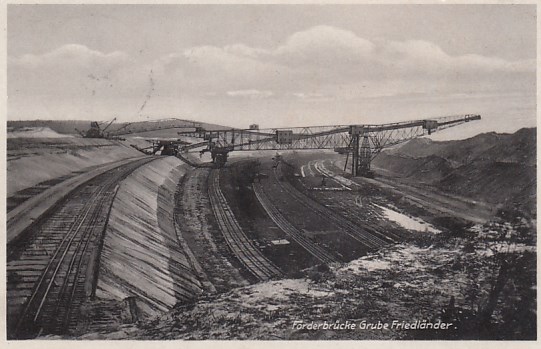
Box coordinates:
[351,135,359,177]
[358,135,373,177]
[347,134,375,178]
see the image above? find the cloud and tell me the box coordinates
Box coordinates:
[227,89,274,99]
[273,25,375,66]
[10,44,129,69]
[8,44,145,99]
[149,25,534,99]
[8,26,535,121]
[292,92,324,98]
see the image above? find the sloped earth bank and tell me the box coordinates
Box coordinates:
[63,157,253,337]
[7,137,142,196]
[7,126,72,138]
[95,157,203,315]
[173,167,249,292]
[40,157,204,337]
[371,128,536,219]
[32,157,193,338]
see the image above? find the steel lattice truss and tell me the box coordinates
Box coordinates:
[209,125,351,151]
[367,124,426,159]
[182,114,481,157]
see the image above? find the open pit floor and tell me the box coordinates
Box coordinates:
[6,145,536,340]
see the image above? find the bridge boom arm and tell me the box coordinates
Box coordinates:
[190,114,480,152]
[179,114,481,176]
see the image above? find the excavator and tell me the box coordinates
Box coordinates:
[76,118,201,140]
[130,139,189,156]
[75,117,117,138]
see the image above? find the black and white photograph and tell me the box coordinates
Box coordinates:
[4,2,538,343]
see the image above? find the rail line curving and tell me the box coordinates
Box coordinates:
[7,157,157,339]
[252,181,341,265]
[273,165,390,249]
[208,169,282,281]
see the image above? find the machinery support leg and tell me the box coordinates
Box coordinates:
[351,135,359,177]
[359,135,371,175]
[358,135,374,178]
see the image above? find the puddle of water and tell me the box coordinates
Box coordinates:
[374,204,441,233]
[270,239,290,245]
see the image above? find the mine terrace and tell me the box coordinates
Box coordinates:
[6,116,536,340]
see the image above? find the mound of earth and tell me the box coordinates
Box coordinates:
[373,128,536,216]
[8,120,98,135]
[7,126,72,138]
[373,153,454,183]
[438,161,535,207]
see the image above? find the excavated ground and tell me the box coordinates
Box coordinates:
[7,137,142,197]
[219,162,332,274]
[45,157,203,336]
[77,207,535,340]
[96,157,203,316]
[108,152,531,340]
[174,167,249,291]
[314,154,495,226]
[16,143,533,340]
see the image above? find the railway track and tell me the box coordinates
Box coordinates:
[312,160,403,242]
[252,181,341,265]
[208,169,282,282]
[273,165,390,249]
[313,160,358,190]
[312,193,404,242]
[7,157,157,339]
[331,159,492,223]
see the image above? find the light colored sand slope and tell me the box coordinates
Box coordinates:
[7,126,73,138]
[7,138,142,196]
[97,157,203,316]
[7,157,147,244]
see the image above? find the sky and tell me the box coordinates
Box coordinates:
[7,4,537,138]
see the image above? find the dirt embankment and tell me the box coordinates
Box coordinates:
[174,167,250,291]
[7,137,142,196]
[372,128,536,216]
[96,157,203,316]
